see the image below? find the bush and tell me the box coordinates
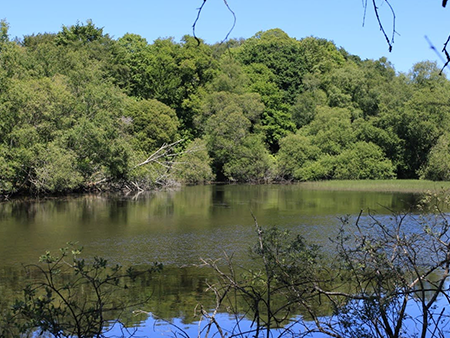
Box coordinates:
[277,133,321,179]
[2,245,162,338]
[332,141,396,179]
[32,143,83,192]
[223,135,276,182]
[174,138,215,184]
[420,133,450,181]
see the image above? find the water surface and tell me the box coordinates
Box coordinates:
[0,184,423,336]
[0,184,420,267]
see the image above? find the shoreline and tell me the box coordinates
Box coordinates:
[2,179,449,202]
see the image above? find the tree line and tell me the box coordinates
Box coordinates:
[1,20,450,197]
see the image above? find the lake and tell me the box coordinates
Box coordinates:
[0,184,424,336]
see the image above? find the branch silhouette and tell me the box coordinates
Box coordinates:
[193,0,236,45]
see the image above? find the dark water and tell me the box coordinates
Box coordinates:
[0,184,423,336]
[0,184,421,267]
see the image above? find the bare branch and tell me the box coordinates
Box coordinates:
[221,0,237,43]
[441,35,450,74]
[193,0,207,45]
[371,0,396,52]
[132,139,184,169]
[193,0,236,45]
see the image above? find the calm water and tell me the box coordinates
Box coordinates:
[0,184,423,336]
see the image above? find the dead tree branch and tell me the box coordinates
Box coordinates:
[133,139,184,169]
[363,0,396,52]
[193,0,236,45]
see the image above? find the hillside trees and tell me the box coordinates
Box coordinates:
[0,21,183,196]
[116,34,218,137]
[2,20,450,196]
[203,91,274,181]
[173,138,215,183]
[277,106,396,180]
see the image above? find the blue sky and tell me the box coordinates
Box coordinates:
[2,1,449,73]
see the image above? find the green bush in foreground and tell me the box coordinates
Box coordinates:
[1,245,161,338]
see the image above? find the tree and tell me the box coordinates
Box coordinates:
[125,98,180,153]
[208,56,249,94]
[332,141,395,180]
[244,61,296,152]
[31,142,83,193]
[391,61,450,178]
[237,29,306,104]
[194,1,450,73]
[276,133,321,179]
[223,135,275,182]
[420,133,450,181]
[117,34,217,136]
[115,33,153,97]
[0,19,9,45]
[290,89,327,128]
[56,20,106,46]
[205,107,251,179]
[299,106,355,156]
[173,138,215,183]
[203,91,275,181]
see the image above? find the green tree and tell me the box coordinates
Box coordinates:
[276,133,321,179]
[117,35,217,136]
[0,19,9,45]
[52,20,121,83]
[205,108,251,179]
[173,138,215,183]
[299,36,345,74]
[56,20,106,46]
[208,56,249,94]
[393,62,450,178]
[420,133,450,180]
[125,98,180,153]
[290,88,327,128]
[299,106,356,155]
[333,141,395,179]
[203,91,270,181]
[223,135,275,182]
[115,33,152,97]
[244,62,295,151]
[31,142,83,192]
[199,91,264,129]
[237,29,306,103]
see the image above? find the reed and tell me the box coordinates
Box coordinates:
[298,179,450,193]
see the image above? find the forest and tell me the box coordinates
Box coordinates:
[1,20,450,197]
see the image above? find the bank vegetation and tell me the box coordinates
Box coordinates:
[1,20,450,198]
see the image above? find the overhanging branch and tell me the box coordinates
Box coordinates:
[193,0,236,45]
[363,0,396,52]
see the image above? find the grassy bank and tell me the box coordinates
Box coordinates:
[297,180,450,193]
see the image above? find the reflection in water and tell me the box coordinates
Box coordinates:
[0,185,422,266]
[0,184,425,336]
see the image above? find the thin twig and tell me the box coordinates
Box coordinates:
[193,0,207,45]
[221,0,236,43]
[371,0,395,52]
[193,0,236,45]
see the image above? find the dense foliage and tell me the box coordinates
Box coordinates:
[1,20,450,197]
